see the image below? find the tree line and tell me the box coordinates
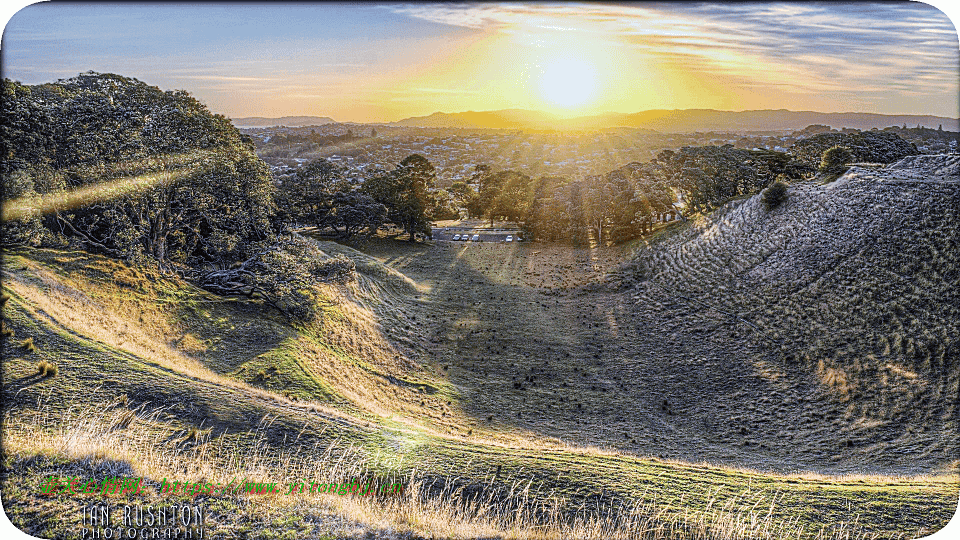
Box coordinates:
[2,73,923,317]
[280,131,917,247]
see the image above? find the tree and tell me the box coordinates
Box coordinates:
[820,146,854,176]
[448,181,477,212]
[468,164,498,224]
[428,189,461,221]
[325,191,387,241]
[488,170,532,224]
[277,158,348,227]
[1,73,276,269]
[363,154,436,242]
[652,146,798,214]
[791,131,917,169]
[277,158,388,241]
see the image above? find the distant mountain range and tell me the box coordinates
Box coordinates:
[231,115,337,128]
[230,109,959,133]
[390,108,960,133]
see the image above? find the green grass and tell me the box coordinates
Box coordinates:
[2,244,957,539]
[234,337,343,404]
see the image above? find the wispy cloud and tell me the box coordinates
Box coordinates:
[179,75,278,82]
[388,2,959,104]
[4,2,956,120]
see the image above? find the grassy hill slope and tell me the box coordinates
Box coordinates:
[626,155,959,472]
[2,156,959,539]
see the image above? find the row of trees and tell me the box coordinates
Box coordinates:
[276,153,457,243]
[790,131,918,168]
[425,146,804,243]
[281,129,916,246]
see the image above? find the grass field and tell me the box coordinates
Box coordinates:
[2,159,958,539]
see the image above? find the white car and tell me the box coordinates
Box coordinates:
[505,235,513,242]
[452,234,461,241]
[471,234,480,241]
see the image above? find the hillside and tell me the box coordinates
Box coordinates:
[625,154,959,470]
[2,156,959,539]
[392,109,563,130]
[391,108,960,133]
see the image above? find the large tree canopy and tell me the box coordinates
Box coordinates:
[276,158,386,241]
[790,131,918,168]
[1,72,275,267]
[363,153,436,242]
[651,146,800,214]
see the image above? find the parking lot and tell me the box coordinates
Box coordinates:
[433,227,523,243]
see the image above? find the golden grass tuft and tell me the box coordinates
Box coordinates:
[36,359,57,377]
[20,336,37,353]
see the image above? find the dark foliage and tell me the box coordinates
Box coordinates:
[1,72,275,267]
[761,180,789,210]
[820,146,855,176]
[276,158,387,241]
[363,154,436,242]
[791,131,918,168]
[651,145,803,214]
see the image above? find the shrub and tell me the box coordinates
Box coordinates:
[195,234,356,322]
[820,146,854,176]
[761,180,789,210]
[36,360,57,377]
[20,336,36,353]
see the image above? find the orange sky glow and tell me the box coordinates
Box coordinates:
[3,3,958,122]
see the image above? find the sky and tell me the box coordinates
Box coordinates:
[1,2,959,123]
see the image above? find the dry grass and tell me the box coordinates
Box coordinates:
[35,360,57,378]
[4,256,229,383]
[2,165,957,540]
[4,397,889,540]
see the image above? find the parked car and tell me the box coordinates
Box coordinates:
[471,234,480,241]
[505,235,513,242]
[452,234,461,241]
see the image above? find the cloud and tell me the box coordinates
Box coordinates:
[387,2,959,101]
[179,75,279,82]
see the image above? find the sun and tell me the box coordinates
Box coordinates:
[540,57,597,109]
